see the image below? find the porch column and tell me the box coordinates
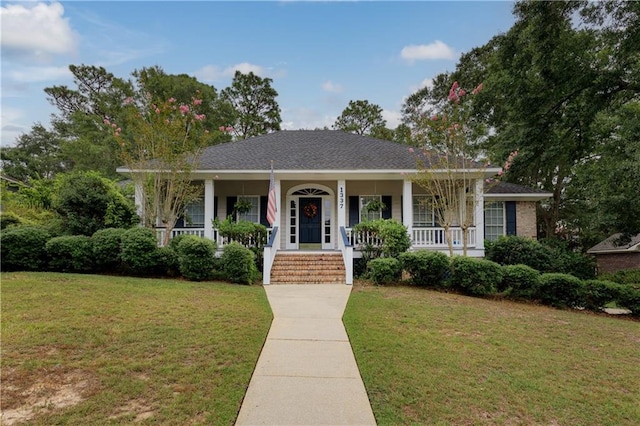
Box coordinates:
[134,182,144,224]
[204,179,215,240]
[337,180,346,229]
[402,179,413,240]
[474,178,485,250]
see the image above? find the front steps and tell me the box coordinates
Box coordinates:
[270,252,346,284]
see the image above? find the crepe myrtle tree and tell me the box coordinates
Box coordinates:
[106,94,228,246]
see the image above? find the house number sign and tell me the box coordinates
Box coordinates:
[338,185,345,210]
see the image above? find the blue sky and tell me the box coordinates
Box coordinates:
[1,1,516,146]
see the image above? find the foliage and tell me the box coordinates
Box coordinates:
[46,235,94,273]
[333,99,386,136]
[500,264,540,298]
[220,242,258,285]
[581,280,627,311]
[450,256,503,296]
[0,226,51,271]
[176,235,217,281]
[399,251,450,287]
[352,219,411,260]
[617,286,640,317]
[216,217,267,269]
[599,269,640,285]
[367,257,401,285]
[154,246,181,277]
[51,171,138,236]
[91,228,126,271]
[120,227,160,275]
[221,70,282,139]
[550,247,597,280]
[486,236,555,272]
[0,212,22,230]
[536,273,585,308]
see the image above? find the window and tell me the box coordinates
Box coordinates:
[184,199,205,227]
[237,196,260,223]
[360,195,382,221]
[484,201,505,242]
[413,196,435,227]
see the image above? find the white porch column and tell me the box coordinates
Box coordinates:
[402,179,413,240]
[475,178,485,250]
[134,182,144,224]
[337,180,346,229]
[204,179,215,240]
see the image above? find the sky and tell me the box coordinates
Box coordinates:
[0,1,517,147]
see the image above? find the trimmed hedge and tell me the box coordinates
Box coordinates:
[582,280,626,311]
[352,219,411,259]
[617,286,640,316]
[0,225,51,271]
[500,264,540,297]
[600,269,640,285]
[0,212,22,230]
[46,235,94,273]
[368,257,401,285]
[92,228,126,271]
[120,227,160,275]
[486,236,555,272]
[399,251,450,287]
[450,257,503,296]
[176,236,217,281]
[220,242,258,285]
[536,273,584,308]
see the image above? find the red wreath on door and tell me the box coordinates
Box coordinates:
[303,202,318,218]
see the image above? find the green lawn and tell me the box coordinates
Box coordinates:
[344,285,640,425]
[1,272,272,425]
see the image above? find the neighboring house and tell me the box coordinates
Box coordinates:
[119,130,551,283]
[587,233,640,274]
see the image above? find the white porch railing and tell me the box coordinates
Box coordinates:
[346,226,476,250]
[156,227,274,249]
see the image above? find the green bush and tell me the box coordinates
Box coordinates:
[582,280,626,311]
[399,251,450,287]
[536,273,585,308]
[617,286,640,316]
[217,218,267,270]
[600,269,640,285]
[176,236,217,281]
[552,250,596,280]
[220,242,258,285]
[500,264,540,297]
[0,225,51,271]
[121,227,159,275]
[450,257,503,296]
[92,228,126,271]
[169,234,189,252]
[154,246,180,277]
[486,236,555,272]
[46,235,94,273]
[368,257,401,285]
[0,212,22,230]
[353,219,411,260]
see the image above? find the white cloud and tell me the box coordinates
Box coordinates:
[194,62,267,81]
[8,65,71,83]
[1,2,78,63]
[0,106,27,147]
[382,109,402,129]
[281,107,335,130]
[322,81,343,93]
[408,77,435,94]
[401,40,455,63]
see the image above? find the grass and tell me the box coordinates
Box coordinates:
[343,285,640,425]
[1,272,272,425]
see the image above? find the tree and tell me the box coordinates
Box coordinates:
[221,71,282,139]
[0,123,69,182]
[333,100,386,136]
[110,96,224,246]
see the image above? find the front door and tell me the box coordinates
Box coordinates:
[299,197,322,245]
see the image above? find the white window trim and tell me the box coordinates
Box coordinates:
[484,201,506,242]
[237,195,261,224]
[412,195,435,227]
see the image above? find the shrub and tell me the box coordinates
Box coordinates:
[500,264,540,297]
[617,286,640,316]
[0,212,22,230]
[486,236,555,272]
[217,218,267,270]
[399,251,450,287]
[353,219,411,260]
[154,246,180,277]
[46,235,94,273]
[450,257,503,296]
[582,280,626,311]
[536,273,585,308]
[368,257,401,285]
[92,228,126,271]
[0,225,51,271]
[600,269,640,285]
[553,250,597,280]
[176,236,217,281]
[121,227,159,275]
[220,242,258,284]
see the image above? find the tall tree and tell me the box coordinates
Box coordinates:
[221,71,282,139]
[333,100,386,136]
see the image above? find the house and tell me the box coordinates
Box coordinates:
[587,233,640,274]
[119,130,551,284]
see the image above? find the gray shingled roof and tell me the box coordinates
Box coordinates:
[196,130,421,170]
[485,181,551,195]
[587,233,640,253]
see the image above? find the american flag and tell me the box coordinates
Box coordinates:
[267,163,277,226]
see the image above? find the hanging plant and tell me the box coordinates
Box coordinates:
[364,199,386,213]
[234,199,253,214]
[303,202,318,218]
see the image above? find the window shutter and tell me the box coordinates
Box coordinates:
[226,196,237,220]
[349,196,359,227]
[382,196,392,219]
[260,196,268,226]
[214,196,218,220]
[506,201,517,235]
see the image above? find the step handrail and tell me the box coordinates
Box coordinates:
[263,226,279,285]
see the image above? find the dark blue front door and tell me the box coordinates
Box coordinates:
[299,197,322,244]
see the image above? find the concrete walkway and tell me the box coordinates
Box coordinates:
[236,285,377,425]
